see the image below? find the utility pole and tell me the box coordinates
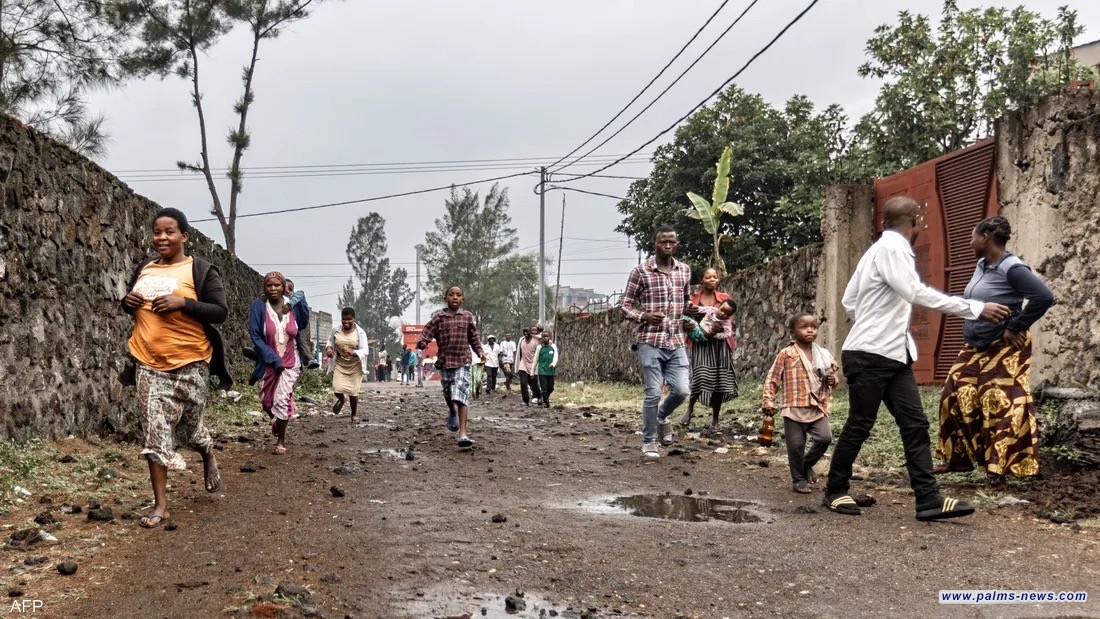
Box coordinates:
[552,194,565,330]
[538,166,547,327]
[415,246,421,325]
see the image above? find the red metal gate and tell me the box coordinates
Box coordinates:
[873,139,999,384]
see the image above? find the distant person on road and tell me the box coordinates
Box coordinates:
[824,196,1010,521]
[417,286,486,448]
[762,314,838,494]
[535,330,559,408]
[934,216,1054,487]
[483,335,502,393]
[619,225,693,459]
[121,207,227,529]
[249,271,303,455]
[516,326,543,407]
[681,268,739,434]
[327,307,370,422]
[376,348,388,383]
[399,346,413,385]
[499,332,517,391]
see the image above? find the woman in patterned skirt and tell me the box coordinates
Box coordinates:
[935,217,1055,487]
[681,267,738,433]
[249,271,303,454]
[121,207,230,528]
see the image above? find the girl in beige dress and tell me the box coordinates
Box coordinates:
[326,307,370,420]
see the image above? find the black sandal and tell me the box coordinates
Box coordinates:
[915,497,975,522]
[823,494,862,516]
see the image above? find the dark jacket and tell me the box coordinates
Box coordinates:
[248,296,310,382]
[120,255,232,390]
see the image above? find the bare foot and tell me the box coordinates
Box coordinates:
[201,449,221,493]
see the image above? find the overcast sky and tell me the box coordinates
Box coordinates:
[88,0,1100,324]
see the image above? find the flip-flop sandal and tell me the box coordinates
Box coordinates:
[710,424,723,435]
[915,497,975,522]
[273,445,288,455]
[793,482,812,494]
[139,513,168,529]
[658,422,675,446]
[457,436,474,449]
[823,494,862,516]
[678,413,693,427]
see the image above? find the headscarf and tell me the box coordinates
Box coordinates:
[263,271,286,287]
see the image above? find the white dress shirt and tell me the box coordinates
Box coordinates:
[483,342,501,368]
[842,230,983,363]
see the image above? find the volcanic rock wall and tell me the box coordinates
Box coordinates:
[555,244,822,384]
[0,115,262,440]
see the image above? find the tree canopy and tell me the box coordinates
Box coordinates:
[338,212,414,358]
[616,87,849,274]
[417,184,542,338]
[850,1,1091,175]
[0,0,133,156]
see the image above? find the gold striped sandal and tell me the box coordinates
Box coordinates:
[823,494,862,516]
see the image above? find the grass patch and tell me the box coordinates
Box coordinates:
[557,380,946,469]
[204,366,334,436]
[0,439,55,509]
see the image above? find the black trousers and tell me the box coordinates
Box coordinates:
[518,370,541,404]
[538,375,555,406]
[826,350,940,506]
[486,366,498,391]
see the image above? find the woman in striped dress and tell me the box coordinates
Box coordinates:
[681,268,738,433]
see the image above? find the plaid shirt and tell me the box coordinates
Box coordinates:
[761,343,838,413]
[417,308,484,369]
[619,257,692,350]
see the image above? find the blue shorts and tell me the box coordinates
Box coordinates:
[439,365,471,405]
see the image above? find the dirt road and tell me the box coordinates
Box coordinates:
[29,383,1100,618]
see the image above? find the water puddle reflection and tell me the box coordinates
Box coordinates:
[608,494,763,523]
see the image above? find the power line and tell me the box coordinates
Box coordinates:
[547,186,629,201]
[113,152,654,175]
[554,0,820,184]
[545,0,734,170]
[552,0,761,174]
[190,171,535,223]
[119,157,654,183]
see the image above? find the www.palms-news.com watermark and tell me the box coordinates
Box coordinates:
[940,590,1089,604]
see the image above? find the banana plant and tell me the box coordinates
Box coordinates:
[684,145,744,276]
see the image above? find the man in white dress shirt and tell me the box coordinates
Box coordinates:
[823,196,1010,521]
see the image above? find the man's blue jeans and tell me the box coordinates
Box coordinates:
[636,343,690,444]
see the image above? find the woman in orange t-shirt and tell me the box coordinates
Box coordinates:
[122,208,230,529]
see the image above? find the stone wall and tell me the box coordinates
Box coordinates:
[720,244,822,381]
[996,90,1100,390]
[0,115,263,441]
[555,309,641,383]
[555,244,822,384]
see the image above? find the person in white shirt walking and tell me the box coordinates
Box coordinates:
[823,196,1010,521]
[499,332,517,391]
[483,335,502,393]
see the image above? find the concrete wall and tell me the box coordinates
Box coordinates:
[815,185,875,356]
[0,115,263,441]
[996,90,1100,390]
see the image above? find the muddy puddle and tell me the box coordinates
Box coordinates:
[606,494,765,523]
[360,448,412,462]
[401,588,597,618]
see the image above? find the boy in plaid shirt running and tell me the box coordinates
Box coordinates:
[417,286,486,448]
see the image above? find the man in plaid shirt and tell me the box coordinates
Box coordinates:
[418,286,486,448]
[620,225,694,459]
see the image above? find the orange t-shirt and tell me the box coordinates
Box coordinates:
[127,257,212,371]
